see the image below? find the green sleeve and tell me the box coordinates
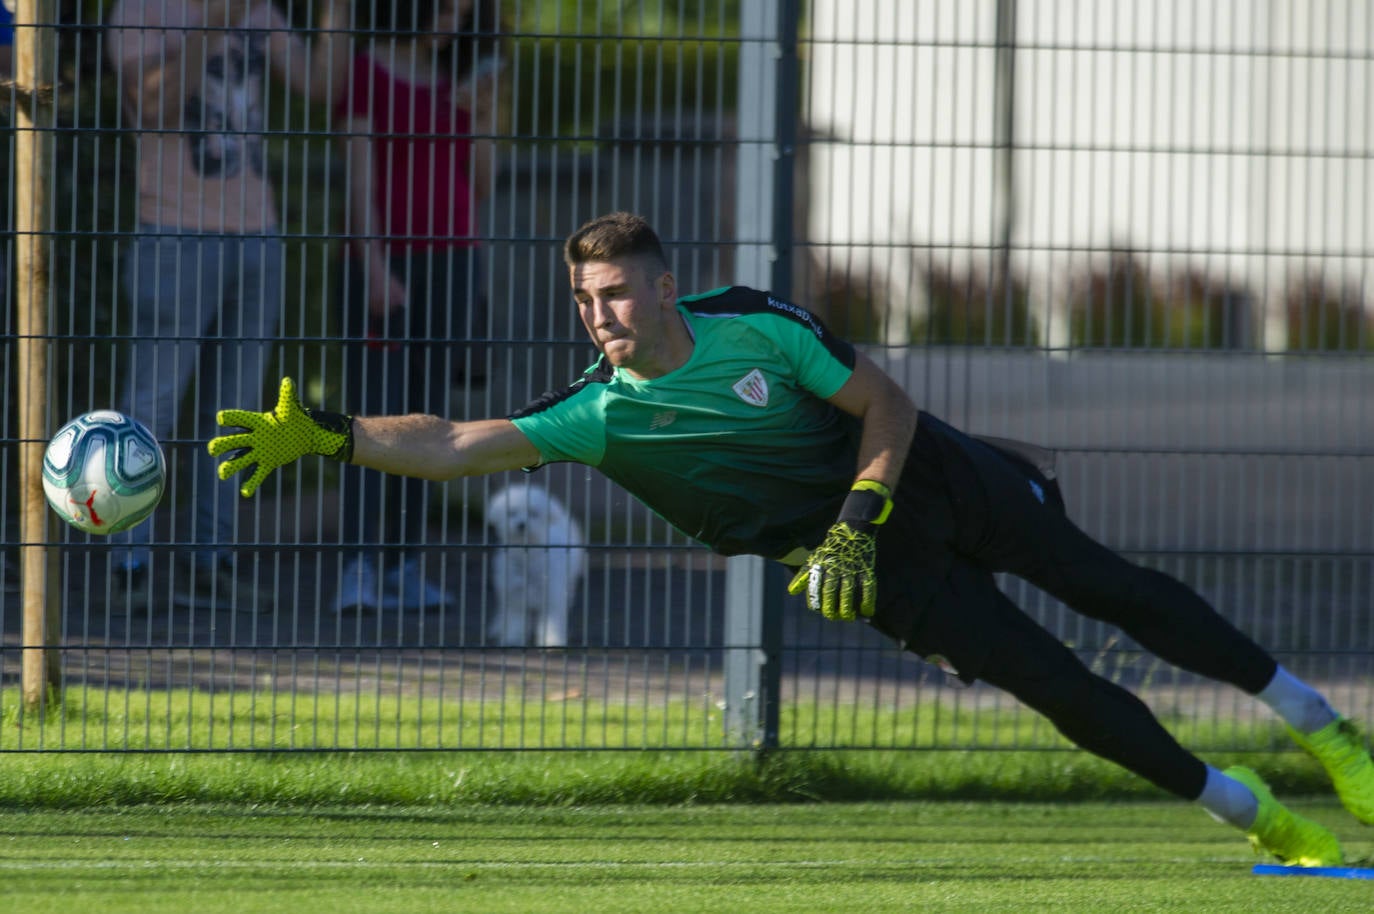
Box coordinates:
[761,310,855,400]
[508,384,608,467]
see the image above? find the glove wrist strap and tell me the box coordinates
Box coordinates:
[307,408,355,463]
[839,479,893,527]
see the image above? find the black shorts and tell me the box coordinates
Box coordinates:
[868,412,1065,680]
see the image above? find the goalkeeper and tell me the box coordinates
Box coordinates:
[211,211,1373,868]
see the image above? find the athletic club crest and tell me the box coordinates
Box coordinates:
[731,369,769,407]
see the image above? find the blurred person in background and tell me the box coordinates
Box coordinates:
[104,0,349,608]
[0,0,13,80]
[0,0,12,317]
[0,0,11,596]
[331,0,502,613]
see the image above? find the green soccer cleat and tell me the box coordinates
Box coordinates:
[1290,718,1374,825]
[1225,765,1344,867]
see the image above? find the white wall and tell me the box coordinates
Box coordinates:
[805,0,1373,348]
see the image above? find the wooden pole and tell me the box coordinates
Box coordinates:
[14,0,61,713]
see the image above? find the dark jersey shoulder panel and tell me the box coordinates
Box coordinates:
[509,357,615,422]
[680,286,857,371]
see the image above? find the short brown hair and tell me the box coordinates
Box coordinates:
[563,212,669,274]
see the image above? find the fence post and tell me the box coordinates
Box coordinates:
[994,0,1017,317]
[14,0,60,714]
[724,0,799,752]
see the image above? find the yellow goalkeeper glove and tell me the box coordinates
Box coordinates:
[207,377,354,498]
[787,480,893,621]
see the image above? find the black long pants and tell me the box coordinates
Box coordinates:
[869,413,1278,799]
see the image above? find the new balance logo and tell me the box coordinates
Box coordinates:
[731,369,769,407]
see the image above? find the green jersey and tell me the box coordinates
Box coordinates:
[510,286,862,559]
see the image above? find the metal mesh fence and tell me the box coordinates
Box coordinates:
[1,0,1370,754]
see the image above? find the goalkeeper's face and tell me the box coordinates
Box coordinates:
[570,257,687,380]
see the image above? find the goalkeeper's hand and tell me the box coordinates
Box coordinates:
[207,377,354,498]
[787,480,893,621]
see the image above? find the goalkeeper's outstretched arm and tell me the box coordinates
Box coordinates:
[209,377,540,497]
[350,414,540,481]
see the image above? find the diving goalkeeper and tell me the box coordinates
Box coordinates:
[210,211,1373,867]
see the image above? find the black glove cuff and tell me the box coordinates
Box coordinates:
[308,408,356,463]
[838,481,893,528]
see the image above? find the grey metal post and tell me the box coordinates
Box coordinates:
[725,0,799,751]
[994,0,1017,325]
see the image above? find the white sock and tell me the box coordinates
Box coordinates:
[1196,765,1259,830]
[1257,665,1339,734]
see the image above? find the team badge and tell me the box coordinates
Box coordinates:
[731,369,769,407]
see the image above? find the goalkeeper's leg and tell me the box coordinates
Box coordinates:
[966,585,1341,865]
[995,502,1374,826]
[879,558,1215,797]
[881,413,1366,835]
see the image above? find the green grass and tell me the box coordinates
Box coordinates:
[0,745,1341,809]
[0,688,1365,910]
[0,685,1302,756]
[2,802,1370,914]
[0,685,1340,808]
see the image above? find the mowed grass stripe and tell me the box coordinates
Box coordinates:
[1,803,1369,913]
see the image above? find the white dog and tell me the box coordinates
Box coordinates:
[485,482,587,647]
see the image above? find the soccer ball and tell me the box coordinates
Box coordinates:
[42,410,167,535]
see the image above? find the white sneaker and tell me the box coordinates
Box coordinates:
[383,556,449,610]
[332,557,384,614]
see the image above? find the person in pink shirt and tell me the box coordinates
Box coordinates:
[332,0,502,613]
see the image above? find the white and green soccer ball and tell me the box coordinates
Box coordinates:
[42,410,166,535]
